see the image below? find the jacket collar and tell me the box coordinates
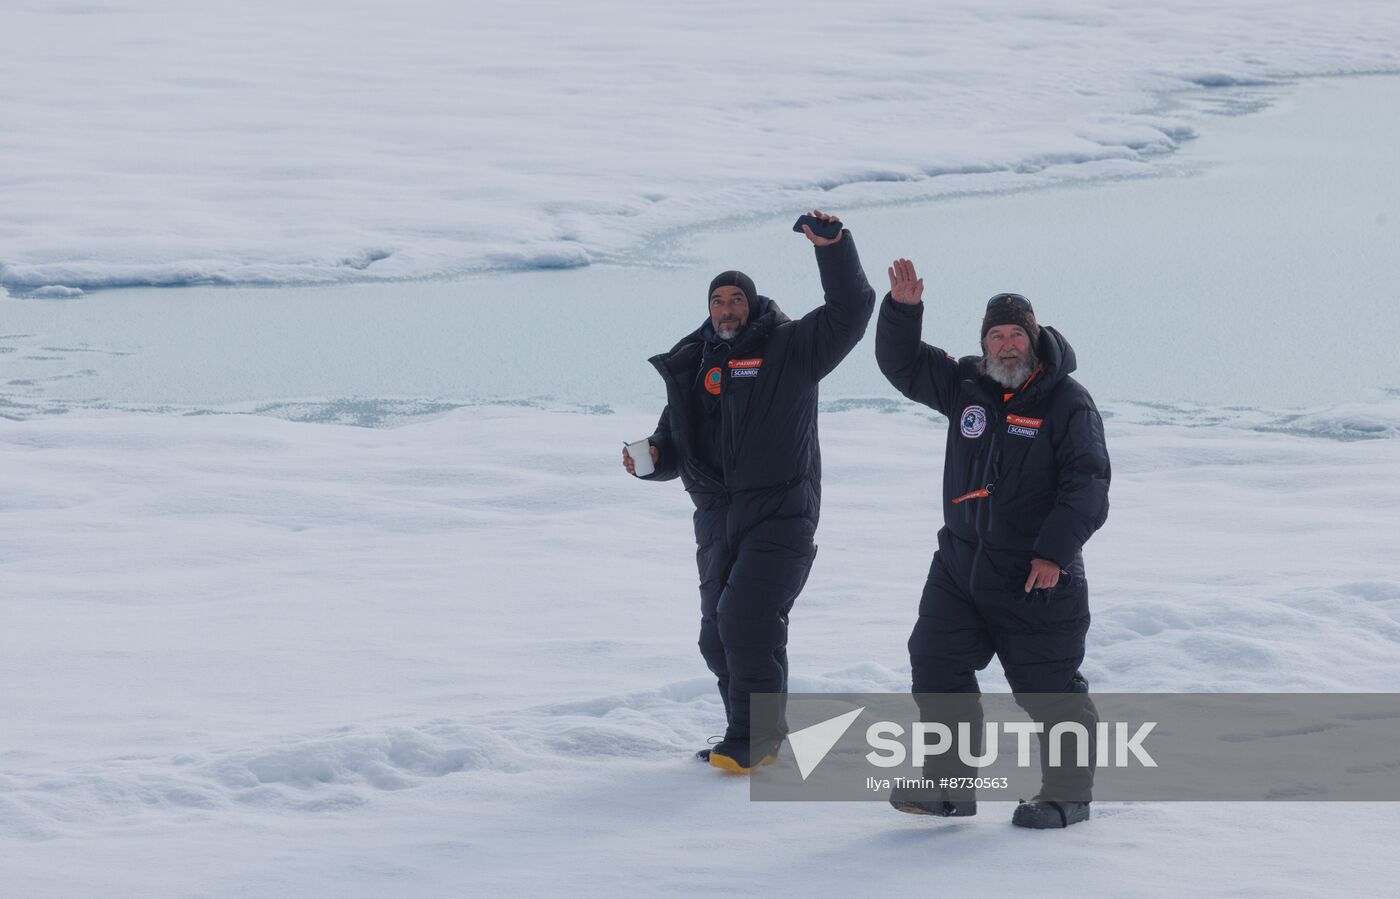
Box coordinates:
[655,296,787,373]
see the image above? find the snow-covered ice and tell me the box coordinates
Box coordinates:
[3,1,1400,895]
[3,0,1399,293]
[6,70,1400,417]
[2,404,1398,895]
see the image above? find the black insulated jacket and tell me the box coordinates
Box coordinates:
[875,295,1110,589]
[640,235,876,532]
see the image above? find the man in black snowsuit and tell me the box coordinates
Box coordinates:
[623,211,875,773]
[875,258,1110,828]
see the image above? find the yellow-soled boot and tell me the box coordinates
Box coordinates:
[707,740,777,774]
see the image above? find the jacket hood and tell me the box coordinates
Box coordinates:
[1020,325,1076,400]
[1037,325,1076,381]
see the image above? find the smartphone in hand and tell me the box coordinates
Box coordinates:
[792,214,842,240]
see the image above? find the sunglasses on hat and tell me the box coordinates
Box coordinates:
[987,293,1032,310]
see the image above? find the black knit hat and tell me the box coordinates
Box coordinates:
[981,293,1039,345]
[708,270,759,320]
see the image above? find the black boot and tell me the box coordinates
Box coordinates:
[695,736,724,763]
[1012,798,1090,829]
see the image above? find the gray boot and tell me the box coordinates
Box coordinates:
[1012,798,1090,829]
[890,796,977,817]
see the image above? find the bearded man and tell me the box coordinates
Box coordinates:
[624,211,876,773]
[875,259,1110,829]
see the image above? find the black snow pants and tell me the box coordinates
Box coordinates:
[694,483,817,747]
[909,537,1098,801]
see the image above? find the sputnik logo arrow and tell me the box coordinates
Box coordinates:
[788,706,865,780]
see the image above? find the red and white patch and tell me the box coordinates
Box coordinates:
[729,357,762,379]
[1006,414,1041,439]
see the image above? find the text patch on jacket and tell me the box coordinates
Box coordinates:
[729,357,763,379]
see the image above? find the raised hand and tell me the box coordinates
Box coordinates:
[800,209,843,246]
[887,258,924,305]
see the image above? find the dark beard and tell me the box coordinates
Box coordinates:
[979,349,1038,389]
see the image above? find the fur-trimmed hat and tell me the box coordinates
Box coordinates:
[981,292,1039,345]
[708,270,759,320]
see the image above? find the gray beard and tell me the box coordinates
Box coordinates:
[980,350,1038,389]
[715,323,744,342]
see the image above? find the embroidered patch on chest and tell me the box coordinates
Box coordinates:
[1007,414,1042,438]
[704,367,723,395]
[729,357,762,379]
[960,405,988,438]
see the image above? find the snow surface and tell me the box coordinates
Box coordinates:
[2,404,1398,895]
[3,2,1400,894]
[3,0,1400,293]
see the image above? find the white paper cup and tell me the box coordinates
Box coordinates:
[626,439,654,477]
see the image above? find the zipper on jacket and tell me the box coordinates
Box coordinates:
[967,424,1002,596]
[723,366,737,476]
